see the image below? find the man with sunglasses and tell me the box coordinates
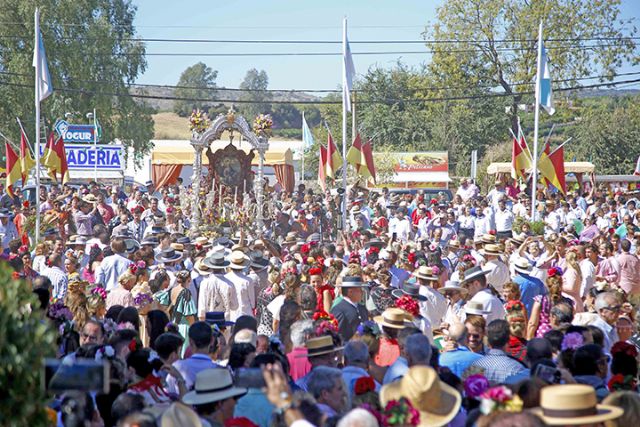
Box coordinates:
[591,291,621,352]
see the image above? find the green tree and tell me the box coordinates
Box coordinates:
[426,0,637,133]
[0,1,153,165]
[239,69,271,120]
[0,264,56,426]
[173,62,218,117]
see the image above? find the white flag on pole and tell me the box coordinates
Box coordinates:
[33,8,53,102]
[302,113,315,148]
[539,41,554,115]
[342,17,356,113]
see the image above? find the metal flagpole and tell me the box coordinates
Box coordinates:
[530,21,544,219]
[341,18,349,231]
[93,108,98,182]
[548,137,573,157]
[34,9,41,243]
[301,112,305,183]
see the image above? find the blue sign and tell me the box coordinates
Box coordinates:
[54,119,101,143]
[39,144,124,171]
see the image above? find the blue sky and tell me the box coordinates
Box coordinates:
[133,0,639,91]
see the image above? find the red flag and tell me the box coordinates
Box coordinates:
[361,139,376,182]
[19,129,35,183]
[325,131,342,180]
[43,132,69,183]
[318,144,327,191]
[5,143,21,197]
[549,145,566,194]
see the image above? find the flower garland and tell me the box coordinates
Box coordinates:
[383,397,420,426]
[253,114,273,137]
[479,386,523,415]
[189,109,210,134]
[395,295,419,318]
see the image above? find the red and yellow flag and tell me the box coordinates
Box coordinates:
[318,144,327,191]
[346,132,364,168]
[19,129,35,184]
[511,133,531,180]
[360,139,376,183]
[539,142,566,195]
[42,132,70,183]
[325,131,342,180]
[5,143,21,196]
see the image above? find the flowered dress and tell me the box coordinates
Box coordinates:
[155,287,196,355]
[257,288,276,336]
[370,286,395,316]
[534,294,552,338]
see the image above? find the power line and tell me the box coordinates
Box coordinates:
[0,76,638,104]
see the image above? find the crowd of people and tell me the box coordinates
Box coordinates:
[10,175,640,427]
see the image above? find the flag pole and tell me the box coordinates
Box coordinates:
[301,111,305,183]
[16,118,36,158]
[0,130,20,153]
[93,108,98,182]
[341,17,349,231]
[34,9,42,243]
[549,137,572,157]
[530,21,544,219]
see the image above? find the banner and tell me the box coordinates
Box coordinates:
[39,144,123,171]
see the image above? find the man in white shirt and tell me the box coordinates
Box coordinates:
[95,237,132,291]
[487,180,506,209]
[388,208,412,242]
[544,201,562,235]
[412,266,448,327]
[461,266,506,324]
[225,251,256,321]
[578,245,596,299]
[197,253,238,321]
[480,244,510,294]
[494,199,514,240]
[456,178,479,202]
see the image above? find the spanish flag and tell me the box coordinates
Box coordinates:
[19,129,34,184]
[5,143,21,197]
[346,132,364,169]
[42,132,70,184]
[511,132,531,180]
[325,130,342,180]
[539,143,566,195]
[360,139,376,183]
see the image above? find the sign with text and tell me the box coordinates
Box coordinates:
[54,119,101,143]
[39,144,124,171]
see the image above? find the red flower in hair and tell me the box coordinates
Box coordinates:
[308,267,323,276]
[127,339,138,352]
[489,230,496,235]
[547,267,563,277]
[195,243,203,251]
[22,201,29,208]
[395,295,419,317]
[611,341,638,358]
[367,246,380,256]
[430,198,438,206]
[129,263,138,275]
[300,243,310,254]
[407,252,417,264]
[354,376,376,395]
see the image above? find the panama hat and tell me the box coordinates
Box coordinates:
[374,307,412,330]
[464,301,490,316]
[249,252,269,269]
[228,250,250,270]
[479,243,502,256]
[510,233,526,246]
[392,281,427,301]
[296,335,343,358]
[182,369,247,406]
[160,402,202,427]
[437,280,468,295]
[380,366,461,427]
[194,236,212,249]
[460,265,486,284]
[82,194,98,204]
[283,232,298,244]
[447,239,461,250]
[170,243,184,252]
[513,257,534,275]
[413,266,439,281]
[480,234,496,244]
[194,259,212,276]
[531,384,622,425]
[340,275,368,288]
[154,248,183,263]
[66,236,88,246]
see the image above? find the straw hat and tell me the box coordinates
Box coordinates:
[531,384,622,425]
[82,194,98,204]
[182,369,247,407]
[194,236,211,248]
[374,307,412,330]
[160,402,202,427]
[194,259,212,276]
[296,335,343,358]
[447,239,461,250]
[380,366,462,427]
[437,280,468,295]
[513,257,533,275]
[480,243,502,256]
[464,301,490,316]
[228,250,250,270]
[460,266,486,284]
[480,234,496,244]
[413,266,439,281]
[170,243,184,252]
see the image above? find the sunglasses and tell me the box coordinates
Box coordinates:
[603,305,622,312]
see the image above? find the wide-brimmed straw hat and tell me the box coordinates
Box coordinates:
[228,250,250,270]
[392,281,427,301]
[194,259,212,276]
[480,243,502,256]
[480,234,496,244]
[182,369,247,406]
[374,307,412,329]
[513,257,533,275]
[159,402,202,427]
[380,366,462,427]
[437,280,468,295]
[413,266,439,281]
[464,301,490,316]
[531,384,622,425]
[82,194,99,204]
[460,266,486,284]
[154,248,183,263]
[296,335,343,358]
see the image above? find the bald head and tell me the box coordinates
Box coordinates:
[447,323,467,344]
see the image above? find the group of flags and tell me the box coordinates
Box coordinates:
[510,26,566,195]
[5,129,70,196]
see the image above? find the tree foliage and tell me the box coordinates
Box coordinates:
[0,263,56,426]
[239,68,271,120]
[0,0,154,164]
[426,0,637,132]
[173,62,218,117]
